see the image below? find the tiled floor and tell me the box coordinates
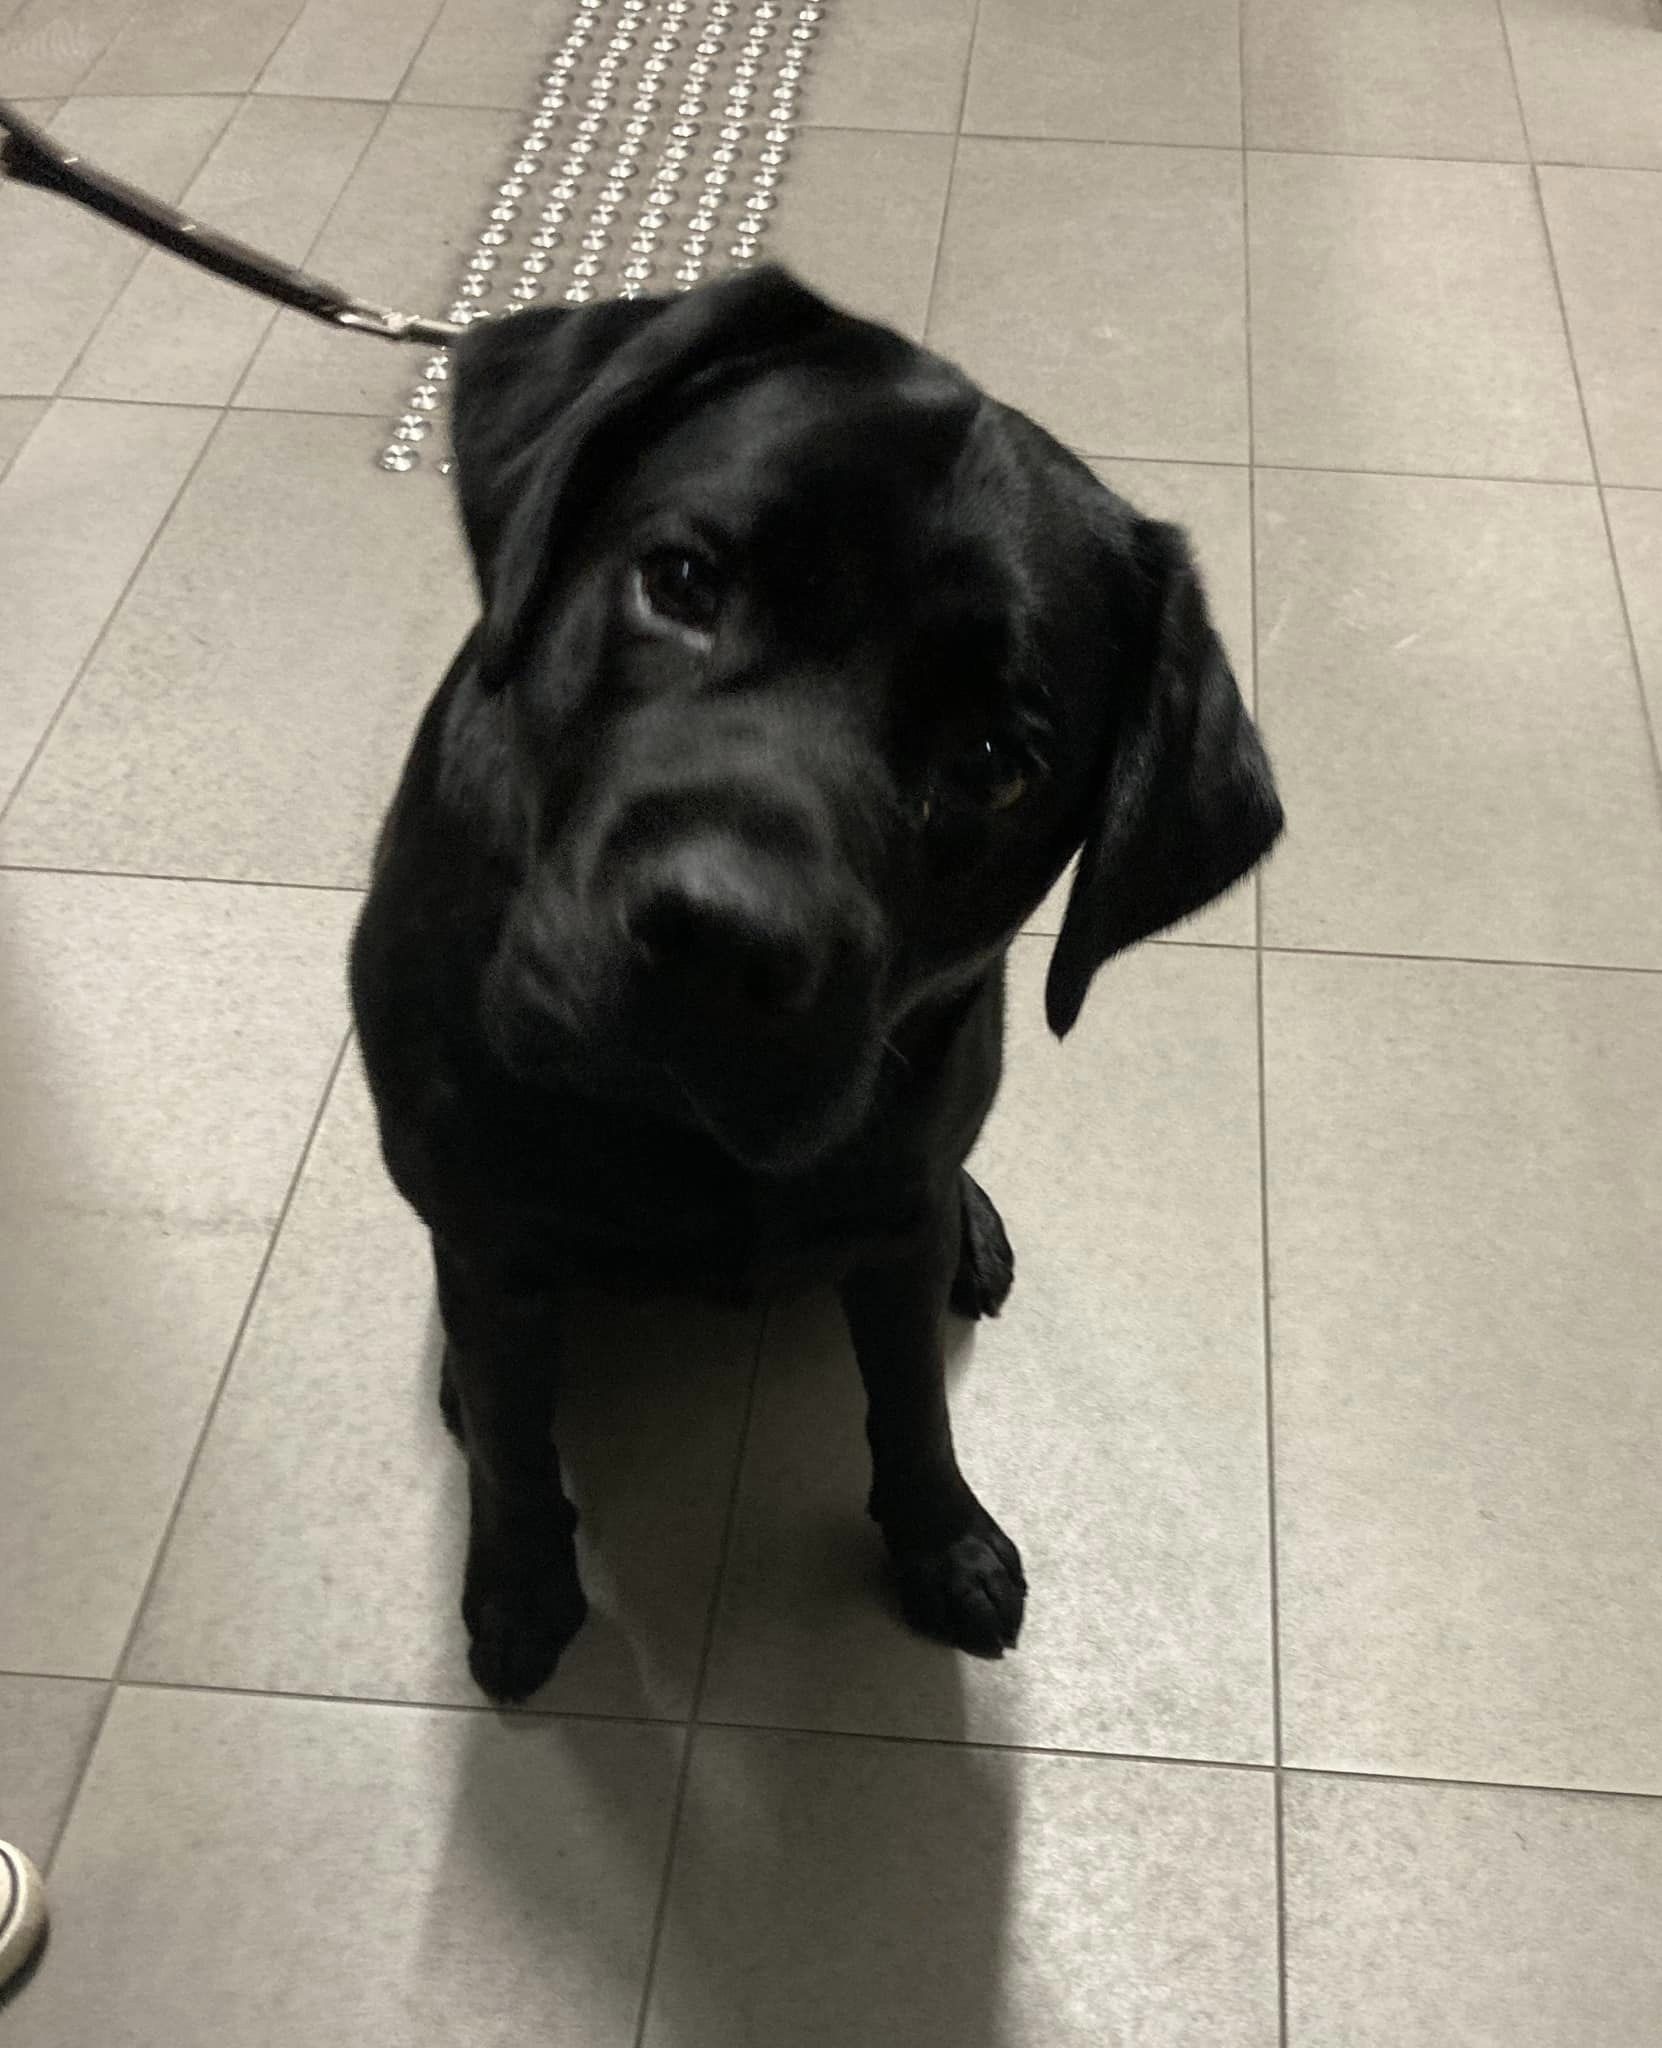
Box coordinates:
[3,0,1661,2040]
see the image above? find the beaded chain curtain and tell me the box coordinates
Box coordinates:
[380,0,827,473]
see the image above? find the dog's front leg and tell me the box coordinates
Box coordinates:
[434,1243,587,1703]
[840,1195,1026,1656]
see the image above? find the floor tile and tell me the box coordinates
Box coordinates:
[0,411,474,886]
[66,98,381,407]
[236,104,517,417]
[0,871,355,1674]
[1025,458,1256,945]
[801,0,975,133]
[1606,487,1662,743]
[645,1730,1279,2048]
[0,1675,106,1865]
[1540,167,1662,489]
[964,0,1241,147]
[399,0,569,107]
[0,1,130,96]
[79,0,299,93]
[0,96,234,396]
[764,128,953,340]
[260,0,443,98]
[1266,951,1662,1791]
[0,399,215,809]
[1248,152,1590,479]
[1284,1773,1662,2046]
[703,940,1272,1760]
[14,1687,679,2048]
[931,141,1247,461]
[1244,0,1525,159]
[0,395,46,477]
[130,1057,759,1718]
[1256,468,1662,964]
[1502,0,1662,170]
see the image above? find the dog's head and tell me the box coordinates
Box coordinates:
[447,268,1280,1171]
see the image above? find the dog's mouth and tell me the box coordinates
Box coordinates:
[481,941,886,1174]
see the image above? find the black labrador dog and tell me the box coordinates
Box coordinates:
[351,266,1282,1703]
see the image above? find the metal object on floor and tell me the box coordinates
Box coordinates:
[377,0,827,475]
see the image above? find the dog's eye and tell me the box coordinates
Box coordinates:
[947,737,1030,813]
[636,548,723,634]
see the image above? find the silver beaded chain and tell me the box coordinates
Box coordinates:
[378,0,828,474]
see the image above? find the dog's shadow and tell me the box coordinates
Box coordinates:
[435,1293,1019,2047]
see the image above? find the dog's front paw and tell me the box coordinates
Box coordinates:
[463,1568,588,1703]
[891,1510,1026,1658]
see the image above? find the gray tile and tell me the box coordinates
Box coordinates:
[1244,0,1524,159]
[1,411,474,886]
[1284,1774,1662,2046]
[399,0,569,107]
[0,96,234,396]
[1540,167,1662,489]
[931,141,1248,461]
[1266,951,1662,1790]
[964,0,1241,147]
[0,396,46,477]
[15,1687,679,2048]
[703,940,1273,1761]
[803,0,975,133]
[1502,0,1662,170]
[0,1675,106,1865]
[130,1057,759,1717]
[260,0,442,97]
[0,2,131,96]
[67,98,382,407]
[236,104,518,416]
[0,871,356,1674]
[1248,152,1590,480]
[765,128,954,340]
[79,0,299,93]
[0,399,215,809]
[646,1730,1279,2048]
[1606,488,1662,745]
[1256,468,1662,965]
[1025,459,1256,945]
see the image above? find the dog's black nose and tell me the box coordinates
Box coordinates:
[623,844,818,1015]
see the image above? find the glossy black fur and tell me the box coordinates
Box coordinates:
[351,268,1282,1701]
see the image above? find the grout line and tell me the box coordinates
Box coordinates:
[1239,5,1288,2030]
[10,391,1654,502]
[628,1301,772,2048]
[2,861,1656,980]
[1489,0,1538,162]
[40,1026,356,1877]
[915,0,982,345]
[0,403,45,489]
[0,861,365,893]
[0,87,395,827]
[58,0,153,95]
[49,93,246,403]
[224,96,398,412]
[17,1656,1662,1803]
[0,406,230,827]
[1260,940,1662,976]
[25,89,1662,174]
[1489,1,1662,809]
[1090,453,1601,490]
[373,0,456,115]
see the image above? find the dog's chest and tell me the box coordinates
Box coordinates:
[449,1101,928,1301]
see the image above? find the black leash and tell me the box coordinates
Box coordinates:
[0,95,465,347]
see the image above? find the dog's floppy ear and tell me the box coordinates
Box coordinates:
[1044,518,1282,1037]
[449,266,838,689]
